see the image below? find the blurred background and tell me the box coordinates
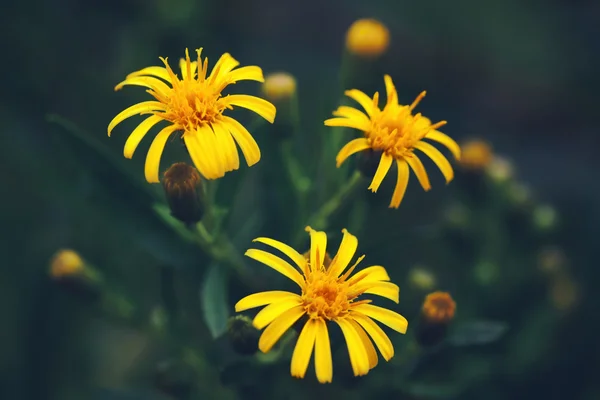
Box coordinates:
[1,0,598,399]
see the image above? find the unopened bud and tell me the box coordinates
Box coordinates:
[49,249,102,301]
[345,19,390,58]
[416,291,456,348]
[163,162,205,225]
[227,315,260,355]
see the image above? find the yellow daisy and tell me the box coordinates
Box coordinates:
[235,227,408,383]
[108,48,276,183]
[324,75,461,208]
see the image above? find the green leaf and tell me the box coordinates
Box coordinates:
[448,320,509,347]
[200,263,230,339]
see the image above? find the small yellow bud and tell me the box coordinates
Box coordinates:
[416,291,456,347]
[408,267,437,290]
[459,139,493,171]
[345,19,390,57]
[485,155,514,184]
[163,163,204,225]
[50,249,84,278]
[262,72,297,102]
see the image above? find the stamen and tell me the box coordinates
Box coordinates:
[410,91,426,111]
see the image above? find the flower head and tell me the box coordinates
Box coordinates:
[235,227,408,383]
[345,19,390,57]
[108,48,276,183]
[421,291,456,324]
[459,139,493,170]
[325,75,461,208]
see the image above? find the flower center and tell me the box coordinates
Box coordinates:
[367,104,432,159]
[159,81,227,130]
[302,269,353,320]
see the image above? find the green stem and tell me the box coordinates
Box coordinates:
[293,171,365,247]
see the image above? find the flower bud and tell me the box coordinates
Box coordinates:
[416,291,456,348]
[163,162,205,225]
[227,315,260,355]
[49,249,102,301]
[345,19,390,58]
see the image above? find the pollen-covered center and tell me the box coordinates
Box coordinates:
[302,270,354,320]
[160,81,227,130]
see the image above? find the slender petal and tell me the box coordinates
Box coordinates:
[226,66,264,83]
[324,117,370,132]
[368,153,393,192]
[258,305,306,353]
[235,291,301,312]
[126,66,171,82]
[208,53,240,85]
[405,154,431,191]
[108,101,165,136]
[221,116,261,166]
[351,312,395,360]
[185,126,221,180]
[254,297,304,329]
[390,159,410,209]
[414,141,454,183]
[114,76,171,96]
[328,229,359,278]
[347,266,390,286]
[349,318,378,369]
[344,89,378,117]
[245,249,305,287]
[335,318,370,377]
[352,304,408,334]
[252,237,307,271]
[314,319,333,383]
[383,74,397,105]
[144,125,179,183]
[123,115,163,159]
[353,281,400,303]
[223,94,276,123]
[335,138,370,167]
[425,130,461,160]
[332,106,371,124]
[306,227,327,271]
[178,59,198,80]
[212,121,240,172]
[290,319,318,379]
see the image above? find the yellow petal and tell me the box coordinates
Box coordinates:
[368,152,393,192]
[227,65,265,83]
[306,227,327,272]
[332,106,371,123]
[224,94,276,123]
[208,53,240,84]
[335,318,370,377]
[179,58,198,81]
[144,125,179,183]
[245,249,305,287]
[194,123,225,178]
[383,75,397,105]
[347,266,390,286]
[335,138,371,168]
[353,281,400,303]
[328,229,358,278]
[352,304,408,334]
[252,237,307,271]
[221,116,261,166]
[114,76,171,96]
[324,117,371,132]
[314,319,333,383]
[235,290,300,312]
[414,141,454,183]
[290,319,318,379]
[254,297,304,330]
[258,305,305,353]
[390,159,410,208]
[212,121,240,172]
[405,154,431,191]
[184,127,220,180]
[344,89,377,117]
[107,101,165,136]
[126,66,171,82]
[425,130,461,160]
[123,115,163,159]
[348,318,378,369]
[351,312,394,361]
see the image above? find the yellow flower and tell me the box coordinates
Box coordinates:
[325,75,461,208]
[50,249,84,278]
[108,48,276,183]
[235,227,408,383]
[345,19,390,57]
